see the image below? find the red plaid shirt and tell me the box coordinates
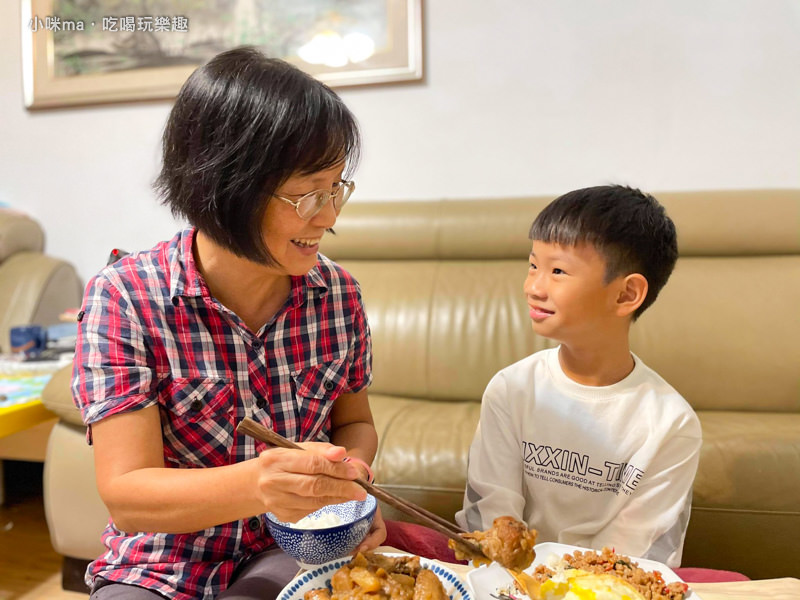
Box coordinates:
[72,228,372,599]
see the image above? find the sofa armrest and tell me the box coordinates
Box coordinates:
[0,210,44,259]
[41,364,84,427]
[44,420,108,560]
[0,252,82,354]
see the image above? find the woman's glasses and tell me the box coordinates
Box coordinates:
[274,180,355,220]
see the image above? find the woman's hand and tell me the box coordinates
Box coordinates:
[354,506,387,553]
[255,442,366,523]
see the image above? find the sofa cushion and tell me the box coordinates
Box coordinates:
[339,260,555,402]
[694,411,800,511]
[369,394,480,521]
[631,256,800,412]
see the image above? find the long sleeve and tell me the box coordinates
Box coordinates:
[456,372,527,531]
[588,416,702,567]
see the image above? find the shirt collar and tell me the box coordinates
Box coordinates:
[289,260,328,307]
[168,227,204,300]
[169,227,329,305]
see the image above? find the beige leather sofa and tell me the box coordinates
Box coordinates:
[41,190,799,589]
[0,209,82,355]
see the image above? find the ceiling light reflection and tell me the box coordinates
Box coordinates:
[298,31,375,68]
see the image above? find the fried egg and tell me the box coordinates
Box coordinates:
[539,569,646,600]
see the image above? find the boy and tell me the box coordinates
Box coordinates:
[455,185,701,567]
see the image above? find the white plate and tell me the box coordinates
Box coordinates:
[466,542,701,599]
[278,552,473,600]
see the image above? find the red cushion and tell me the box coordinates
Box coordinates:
[384,519,466,563]
[674,567,750,583]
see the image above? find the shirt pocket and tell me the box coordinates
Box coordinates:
[161,378,236,468]
[291,357,350,441]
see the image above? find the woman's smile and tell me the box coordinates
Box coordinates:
[290,237,322,254]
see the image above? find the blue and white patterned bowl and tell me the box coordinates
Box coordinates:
[277,553,473,600]
[265,495,377,567]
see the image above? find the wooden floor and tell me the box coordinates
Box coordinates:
[0,461,86,600]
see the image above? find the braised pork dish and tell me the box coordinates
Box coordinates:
[303,552,448,600]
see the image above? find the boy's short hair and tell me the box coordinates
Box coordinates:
[155,46,361,266]
[529,185,678,319]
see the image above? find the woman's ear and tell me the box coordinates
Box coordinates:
[616,273,648,318]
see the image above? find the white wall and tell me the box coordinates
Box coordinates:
[2,1,799,285]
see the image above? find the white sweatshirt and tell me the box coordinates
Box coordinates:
[455,348,702,567]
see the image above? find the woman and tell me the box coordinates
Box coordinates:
[73,47,385,599]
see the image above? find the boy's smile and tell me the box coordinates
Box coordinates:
[529,305,554,321]
[524,240,623,346]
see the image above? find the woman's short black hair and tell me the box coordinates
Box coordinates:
[155,46,361,265]
[529,185,678,319]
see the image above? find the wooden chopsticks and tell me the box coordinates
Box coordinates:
[236,417,485,559]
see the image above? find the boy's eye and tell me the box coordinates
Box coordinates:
[552,268,565,275]
[529,262,537,270]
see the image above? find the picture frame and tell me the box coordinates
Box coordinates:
[21,0,423,110]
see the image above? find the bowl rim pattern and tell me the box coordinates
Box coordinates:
[265,494,377,534]
[277,552,473,600]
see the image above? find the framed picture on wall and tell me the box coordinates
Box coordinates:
[21,0,423,110]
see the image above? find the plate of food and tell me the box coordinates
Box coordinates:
[278,551,472,600]
[467,542,700,600]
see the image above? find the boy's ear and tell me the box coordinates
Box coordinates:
[615,273,648,317]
